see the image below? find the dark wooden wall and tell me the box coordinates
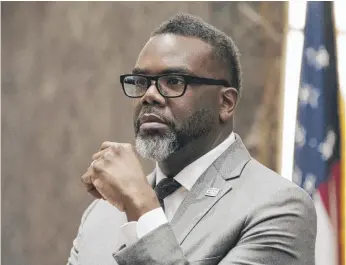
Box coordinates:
[1,2,285,265]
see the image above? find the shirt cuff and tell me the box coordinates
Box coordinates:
[136,207,168,239]
[120,221,138,246]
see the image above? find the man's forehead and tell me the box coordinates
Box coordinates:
[134,34,214,75]
[144,34,211,51]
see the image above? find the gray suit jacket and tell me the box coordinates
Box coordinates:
[67,135,317,265]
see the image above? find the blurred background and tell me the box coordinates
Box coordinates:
[1,2,345,265]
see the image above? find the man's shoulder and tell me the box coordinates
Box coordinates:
[239,158,314,206]
[243,159,299,187]
[232,159,317,229]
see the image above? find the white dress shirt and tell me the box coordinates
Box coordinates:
[121,132,235,246]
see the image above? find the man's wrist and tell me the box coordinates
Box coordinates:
[124,187,160,222]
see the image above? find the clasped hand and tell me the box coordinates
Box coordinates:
[81,141,160,221]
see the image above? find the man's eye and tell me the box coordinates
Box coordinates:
[135,78,147,87]
[166,77,184,85]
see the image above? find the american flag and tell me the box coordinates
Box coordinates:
[293,2,343,265]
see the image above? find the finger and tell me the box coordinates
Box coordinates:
[81,170,93,184]
[92,178,110,200]
[81,170,105,199]
[90,158,105,173]
[87,186,105,200]
[92,179,124,211]
[83,164,103,183]
[92,149,109,161]
[82,181,104,200]
[100,141,118,151]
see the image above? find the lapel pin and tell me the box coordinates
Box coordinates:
[205,188,220,197]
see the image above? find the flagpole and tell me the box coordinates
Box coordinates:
[277,1,289,176]
[279,1,306,181]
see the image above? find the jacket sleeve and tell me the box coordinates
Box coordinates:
[113,186,317,265]
[66,200,99,265]
[113,222,189,265]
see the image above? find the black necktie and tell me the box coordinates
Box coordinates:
[154,178,181,211]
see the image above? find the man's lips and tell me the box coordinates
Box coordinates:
[139,114,168,131]
[139,114,165,125]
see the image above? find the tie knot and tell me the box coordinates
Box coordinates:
[154,178,181,210]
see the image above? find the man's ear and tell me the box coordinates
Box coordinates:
[219,87,238,122]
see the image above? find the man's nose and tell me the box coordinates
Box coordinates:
[140,83,166,106]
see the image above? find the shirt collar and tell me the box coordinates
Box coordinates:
[155,132,235,191]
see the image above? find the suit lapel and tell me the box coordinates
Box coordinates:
[170,166,231,244]
[170,134,251,244]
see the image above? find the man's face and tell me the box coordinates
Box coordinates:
[133,34,224,161]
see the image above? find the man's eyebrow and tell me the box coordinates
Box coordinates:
[132,67,194,75]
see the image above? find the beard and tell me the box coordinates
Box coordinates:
[135,131,177,162]
[134,108,216,162]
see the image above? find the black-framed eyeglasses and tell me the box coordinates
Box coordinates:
[119,74,230,98]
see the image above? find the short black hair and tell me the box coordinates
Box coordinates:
[151,13,242,92]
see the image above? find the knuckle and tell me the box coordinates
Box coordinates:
[81,172,91,183]
[92,153,98,161]
[110,144,119,153]
[102,141,110,146]
[124,143,132,150]
[92,160,102,171]
[103,150,113,160]
[101,141,111,149]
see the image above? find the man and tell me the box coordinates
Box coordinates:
[68,13,317,265]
